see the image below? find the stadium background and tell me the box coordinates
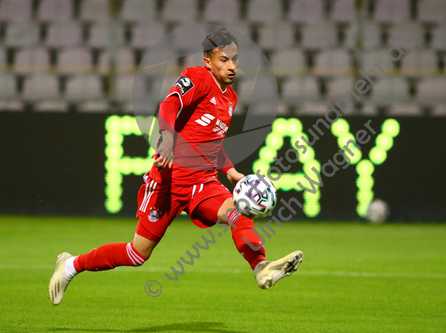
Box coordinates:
[1,0,446,221]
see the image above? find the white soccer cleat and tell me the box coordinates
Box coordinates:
[48,252,74,306]
[254,250,303,290]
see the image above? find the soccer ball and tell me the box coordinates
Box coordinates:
[233,174,277,219]
[366,199,390,224]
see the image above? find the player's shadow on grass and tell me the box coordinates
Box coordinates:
[51,321,243,332]
[135,322,243,332]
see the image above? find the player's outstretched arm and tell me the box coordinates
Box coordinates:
[226,168,245,186]
[151,130,174,169]
[152,94,182,170]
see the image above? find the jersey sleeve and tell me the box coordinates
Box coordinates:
[158,94,181,134]
[165,67,207,114]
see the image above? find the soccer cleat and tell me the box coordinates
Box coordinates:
[48,252,75,306]
[254,250,303,290]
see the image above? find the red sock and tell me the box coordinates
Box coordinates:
[73,243,147,273]
[228,212,266,270]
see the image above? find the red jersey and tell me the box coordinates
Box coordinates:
[147,66,238,186]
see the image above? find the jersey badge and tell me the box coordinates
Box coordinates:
[148,207,162,222]
[228,102,233,117]
[210,97,217,105]
[174,76,195,95]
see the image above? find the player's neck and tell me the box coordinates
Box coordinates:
[208,70,227,92]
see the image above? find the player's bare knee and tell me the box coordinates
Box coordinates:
[131,234,158,261]
[217,198,237,222]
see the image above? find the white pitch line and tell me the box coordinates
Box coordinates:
[298,270,446,279]
[1,265,445,279]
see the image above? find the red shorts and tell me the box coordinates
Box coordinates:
[135,177,232,242]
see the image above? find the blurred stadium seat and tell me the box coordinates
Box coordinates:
[162,0,198,23]
[131,23,166,49]
[326,76,355,99]
[417,77,446,102]
[362,103,379,116]
[80,0,110,23]
[401,49,438,75]
[5,23,40,47]
[226,22,250,38]
[89,23,125,48]
[389,22,425,49]
[97,52,109,74]
[362,49,394,72]
[0,48,6,70]
[65,74,104,102]
[388,103,423,116]
[418,0,446,23]
[0,0,32,22]
[77,100,109,112]
[371,77,410,103]
[116,48,136,72]
[297,102,327,115]
[276,102,289,115]
[114,74,134,103]
[0,101,24,111]
[431,24,446,50]
[37,0,74,23]
[204,0,241,24]
[23,73,60,101]
[345,21,381,50]
[46,22,83,48]
[158,73,180,100]
[282,77,320,104]
[247,0,282,23]
[313,48,353,75]
[332,0,355,23]
[289,0,324,24]
[271,48,306,77]
[58,48,92,74]
[184,53,205,68]
[171,25,215,51]
[257,23,295,50]
[301,22,337,49]
[121,0,157,23]
[0,73,17,99]
[333,100,355,115]
[128,73,164,113]
[373,0,411,23]
[248,101,288,115]
[13,47,50,73]
[98,48,136,74]
[431,104,446,116]
[237,77,255,105]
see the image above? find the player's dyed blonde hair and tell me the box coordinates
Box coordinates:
[202,27,238,58]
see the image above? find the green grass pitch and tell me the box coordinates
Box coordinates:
[1,216,445,333]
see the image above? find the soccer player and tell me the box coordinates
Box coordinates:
[49,27,303,305]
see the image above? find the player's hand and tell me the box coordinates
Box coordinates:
[151,130,174,170]
[226,168,245,186]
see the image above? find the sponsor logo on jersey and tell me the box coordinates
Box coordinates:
[213,119,228,136]
[195,113,215,126]
[174,76,195,95]
[228,102,233,117]
[148,207,161,222]
[210,97,217,105]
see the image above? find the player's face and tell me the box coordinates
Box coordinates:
[205,43,239,90]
